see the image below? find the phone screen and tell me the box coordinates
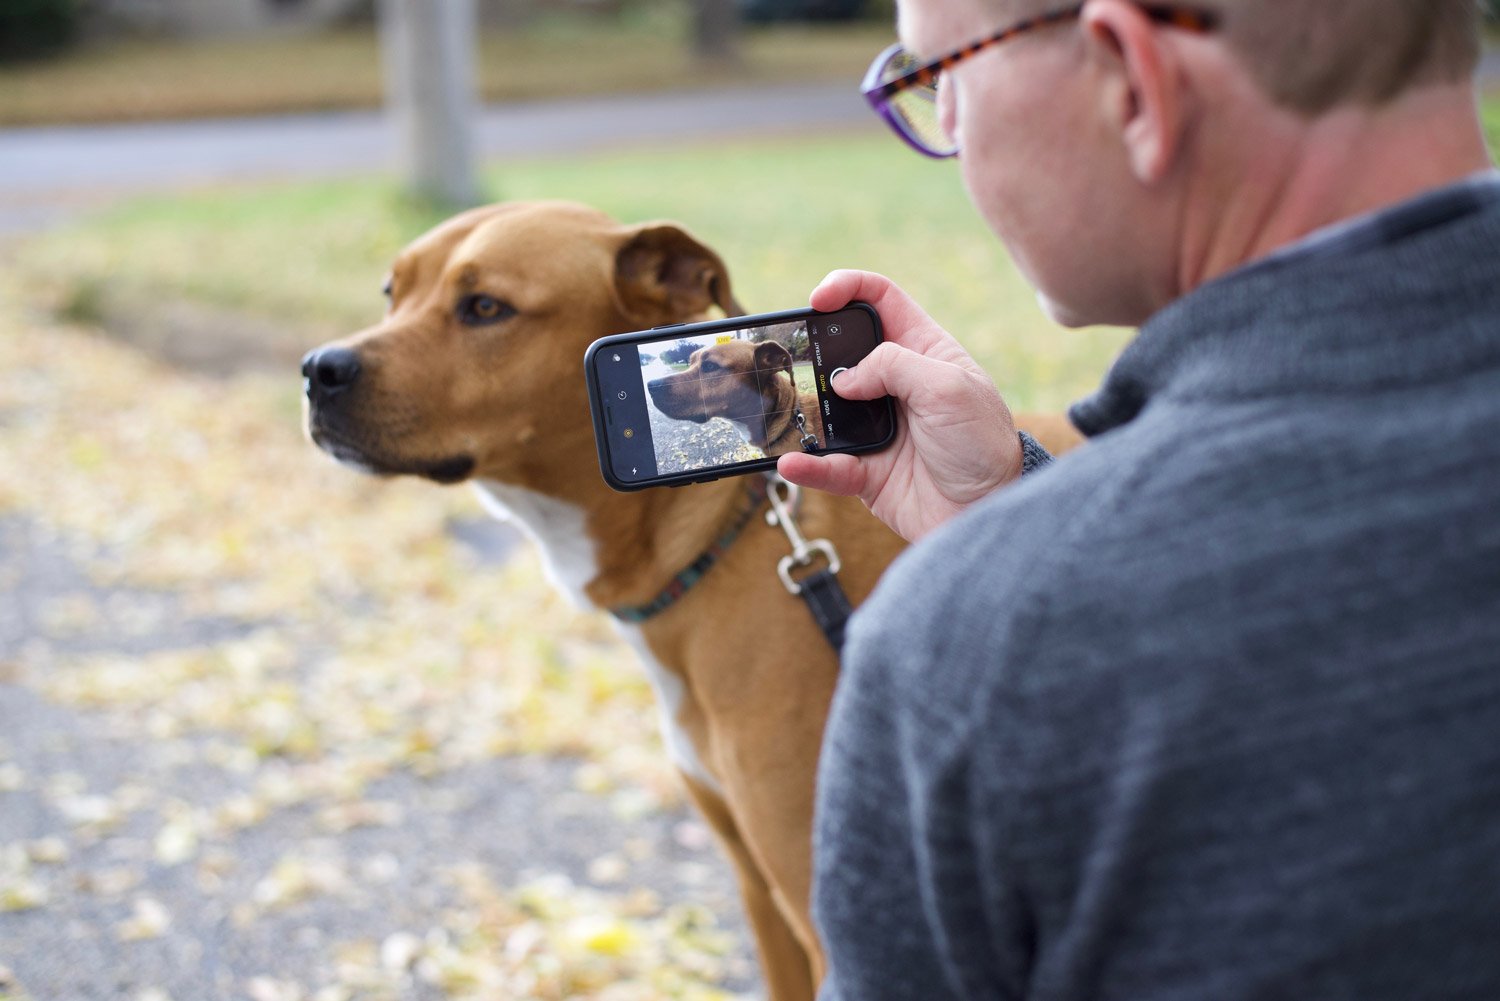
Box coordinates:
[587,304,895,490]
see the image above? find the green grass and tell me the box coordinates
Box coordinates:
[17,133,1128,413]
[0,18,893,127]
[794,362,817,399]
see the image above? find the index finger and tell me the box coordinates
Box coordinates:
[810,270,956,359]
[775,451,870,499]
[811,270,984,374]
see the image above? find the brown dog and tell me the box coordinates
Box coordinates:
[648,339,825,456]
[303,200,1082,1001]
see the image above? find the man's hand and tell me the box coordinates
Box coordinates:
[777,270,1023,543]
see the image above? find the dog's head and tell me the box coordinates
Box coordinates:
[302,201,739,490]
[647,340,793,425]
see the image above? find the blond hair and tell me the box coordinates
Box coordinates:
[993,0,1485,111]
[1218,0,1482,112]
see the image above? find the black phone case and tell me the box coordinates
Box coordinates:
[585,303,896,492]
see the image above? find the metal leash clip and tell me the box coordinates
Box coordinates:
[794,410,821,453]
[764,473,841,595]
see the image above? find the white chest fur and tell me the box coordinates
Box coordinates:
[471,480,722,795]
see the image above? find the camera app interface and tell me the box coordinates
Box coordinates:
[596,308,889,485]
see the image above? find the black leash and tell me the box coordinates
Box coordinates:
[790,567,854,651]
[764,473,852,652]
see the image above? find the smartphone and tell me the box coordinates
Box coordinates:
[585,303,897,491]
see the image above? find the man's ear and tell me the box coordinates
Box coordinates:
[1081,0,1186,184]
[753,339,793,377]
[614,223,743,326]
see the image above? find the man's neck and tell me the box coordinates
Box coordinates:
[1179,82,1494,297]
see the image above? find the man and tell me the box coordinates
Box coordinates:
[777,1,1500,998]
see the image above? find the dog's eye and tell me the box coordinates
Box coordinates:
[458,294,516,326]
[700,359,719,373]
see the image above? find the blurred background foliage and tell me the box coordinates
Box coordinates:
[0,0,81,62]
[0,21,890,125]
[0,0,892,125]
[5,0,1496,70]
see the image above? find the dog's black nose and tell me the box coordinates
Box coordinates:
[302,347,362,397]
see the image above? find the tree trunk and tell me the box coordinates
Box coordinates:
[377,0,482,207]
[693,0,742,64]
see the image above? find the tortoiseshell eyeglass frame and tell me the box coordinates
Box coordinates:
[861,3,1221,159]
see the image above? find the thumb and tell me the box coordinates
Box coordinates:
[829,341,937,404]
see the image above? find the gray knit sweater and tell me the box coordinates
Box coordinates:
[813,179,1500,1001]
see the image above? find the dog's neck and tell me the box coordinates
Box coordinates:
[471,479,599,607]
[470,474,741,801]
[729,418,764,449]
[721,375,793,450]
[471,473,748,613]
[758,373,797,449]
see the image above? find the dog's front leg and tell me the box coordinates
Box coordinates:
[682,775,817,1001]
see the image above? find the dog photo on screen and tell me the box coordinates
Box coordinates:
[644,321,827,473]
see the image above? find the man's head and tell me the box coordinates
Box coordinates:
[896,0,1488,327]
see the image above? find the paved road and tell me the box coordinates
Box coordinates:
[0,83,872,234]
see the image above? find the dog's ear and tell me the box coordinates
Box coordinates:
[614,224,743,326]
[754,339,793,377]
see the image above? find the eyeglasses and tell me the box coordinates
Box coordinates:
[861,3,1220,159]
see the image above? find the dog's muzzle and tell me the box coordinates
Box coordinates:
[301,345,476,485]
[648,378,709,423]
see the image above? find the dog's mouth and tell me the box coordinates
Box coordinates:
[308,424,475,484]
[658,405,711,425]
